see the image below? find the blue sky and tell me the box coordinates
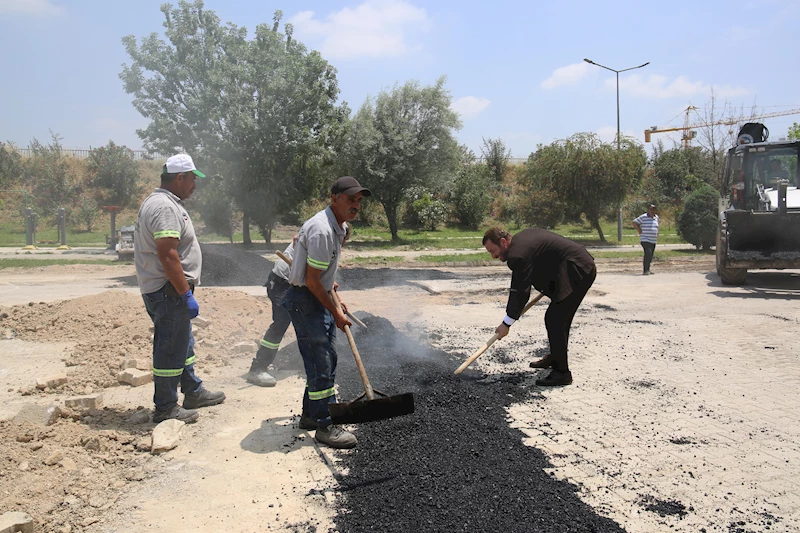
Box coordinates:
[2,0,799,159]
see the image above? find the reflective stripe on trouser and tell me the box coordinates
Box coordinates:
[142,289,204,411]
[283,285,337,427]
[250,273,292,373]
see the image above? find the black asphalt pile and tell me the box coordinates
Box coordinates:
[200,244,273,286]
[331,314,625,533]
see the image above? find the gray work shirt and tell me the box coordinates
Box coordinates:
[134,188,202,294]
[287,207,345,292]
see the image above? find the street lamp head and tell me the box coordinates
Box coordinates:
[584,58,594,64]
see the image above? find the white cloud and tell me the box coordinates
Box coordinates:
[540,62,593,90]
[0,0,65,16]
[289,0,430,60]
[451,96,490,119]
[609,74,749,100]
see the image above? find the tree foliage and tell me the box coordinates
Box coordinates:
[677,183,719,250]
[86,141,141,209]
[522,133,646,242]
[194,174,236,242]
[342,77,462,240]
[480,137,511,183]
[450,160,492,230]
[789,122,800,141]
[24,133,78,217]
[0,141,22,189]
[652,147,716,201]
[120,1,346,242]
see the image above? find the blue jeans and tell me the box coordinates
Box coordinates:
[142,288,204,411]
[250,273,292,372]
[282,286,337,427]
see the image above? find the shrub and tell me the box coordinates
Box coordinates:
[87,141,141,209]
[451,164,492,229]
[73,195,100,232]
[403,187,447,230]
[677,184,719,250]
[517,187,564,229]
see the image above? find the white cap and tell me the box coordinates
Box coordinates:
[163,154,206,178]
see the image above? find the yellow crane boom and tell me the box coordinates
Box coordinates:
[644,106,800,143]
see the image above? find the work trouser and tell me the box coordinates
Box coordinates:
[282,285,337,427]
[544,263,597,373]
[142,286,204,411]
[249,273,292,373]
[641,241,656,273]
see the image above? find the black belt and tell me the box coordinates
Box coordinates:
[163,281,195,297]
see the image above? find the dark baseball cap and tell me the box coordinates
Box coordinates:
[331,176,371,197]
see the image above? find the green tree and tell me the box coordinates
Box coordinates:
[0,141,22,189]
[120,1,346,243]
[450,161,492,230]
[342,77,462,240]
[653,147,716,201]
[73,194,100,232]
[522,133,646,242]
[480,137,511,183]
[677,183,719,250]
[788,122,800,141]
[24,133,78,217]
[194,173,236,242]
[86,141,141,209]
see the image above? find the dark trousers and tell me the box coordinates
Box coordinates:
[641,242,656,273]
[250,273,292,373]
[282,286,338,427]
[142,288,204,411]
[544,264,597,372]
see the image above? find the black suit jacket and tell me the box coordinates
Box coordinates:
[505,228,595,318]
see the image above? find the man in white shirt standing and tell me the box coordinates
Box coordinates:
[633,203,659,275]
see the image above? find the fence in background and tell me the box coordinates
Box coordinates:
[16,148,167,161]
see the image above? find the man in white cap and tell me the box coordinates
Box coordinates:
[134,154,225,423]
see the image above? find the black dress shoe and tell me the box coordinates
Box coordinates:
[529,356,553,369]
[535,370,573,387]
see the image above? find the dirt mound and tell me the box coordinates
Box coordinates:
[0,289,273,396]
[0,407,158,533]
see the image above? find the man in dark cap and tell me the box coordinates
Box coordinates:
[633,204,659,275]
[483,226,596,386]
[282,176,371,448]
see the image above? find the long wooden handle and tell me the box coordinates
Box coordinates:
[454,292,546,375]
[330,289,375,400]
[276,249,367,328]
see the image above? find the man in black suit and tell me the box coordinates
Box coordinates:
[483,227,597,386]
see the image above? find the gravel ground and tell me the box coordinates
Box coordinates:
[330,314,625,533]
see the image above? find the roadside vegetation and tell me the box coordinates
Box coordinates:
[1,1,747,253]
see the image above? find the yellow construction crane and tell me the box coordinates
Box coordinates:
[644,106,800,144]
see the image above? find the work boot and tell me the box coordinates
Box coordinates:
[152,405,199,424]
[529,355,553,369]
[183,389,226,409]
[314,425,357,449]
[245,370,277,387]
[299,413,318,430]
[535,370,573,387]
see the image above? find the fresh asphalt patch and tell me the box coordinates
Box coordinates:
[328,313,625,533]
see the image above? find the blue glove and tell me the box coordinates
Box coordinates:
[181,290,200,319]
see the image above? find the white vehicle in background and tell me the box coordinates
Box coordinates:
[115,225,135,261]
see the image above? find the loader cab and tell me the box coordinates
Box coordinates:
[724,142,800,211]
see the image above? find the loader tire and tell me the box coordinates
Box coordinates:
[716,224,747,285]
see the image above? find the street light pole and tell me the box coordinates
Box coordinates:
[584,58,649,241]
